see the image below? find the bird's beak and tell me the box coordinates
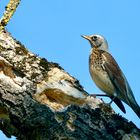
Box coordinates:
[81,35,91,41]
[81,35,96,48]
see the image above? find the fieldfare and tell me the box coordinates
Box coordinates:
[82,34,140,118]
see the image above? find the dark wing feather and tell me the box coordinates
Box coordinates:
[101,51,129,113]
[102,51,127,102]
[102,51,140,118]
[110,96,126,113]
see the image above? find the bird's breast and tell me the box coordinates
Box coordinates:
[89,53,115,96]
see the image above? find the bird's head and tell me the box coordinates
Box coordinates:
[81,34,109,51]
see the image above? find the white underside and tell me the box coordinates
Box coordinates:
[89,66,115,96]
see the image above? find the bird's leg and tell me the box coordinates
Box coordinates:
[90,94,110,98]
[95,94,110,97]
[90,94,116,105]
[108,96,116,105]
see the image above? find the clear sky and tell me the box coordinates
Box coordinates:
[0,0,140,139]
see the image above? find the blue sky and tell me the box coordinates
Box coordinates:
[0,0,140,139]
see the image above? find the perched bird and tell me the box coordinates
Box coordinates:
[82,34,140,118]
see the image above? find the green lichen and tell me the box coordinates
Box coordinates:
[0,45,6,52]
[15,44,28,55]
[55,114,64,123]
[39,58,49,71]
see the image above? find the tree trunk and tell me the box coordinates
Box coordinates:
[0,1,140,140]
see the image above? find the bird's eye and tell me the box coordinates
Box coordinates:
[92,36,97,41]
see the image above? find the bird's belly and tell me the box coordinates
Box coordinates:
[90,67,115,96]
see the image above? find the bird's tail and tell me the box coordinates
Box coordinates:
[110,96,126,113]
[129,101,140,119]
[124,76,140,119]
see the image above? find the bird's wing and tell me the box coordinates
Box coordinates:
[110,96,126,113]
[102,51,127,99]
[100,51,129,113]
[102,51,135,106]
[101,51,140,118]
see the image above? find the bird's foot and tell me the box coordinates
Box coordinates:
[89,94,96,98]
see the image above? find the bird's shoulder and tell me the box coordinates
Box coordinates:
[100,50,121,71]
[100,50,126,90]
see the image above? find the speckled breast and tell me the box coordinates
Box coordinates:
[89,49,115,96]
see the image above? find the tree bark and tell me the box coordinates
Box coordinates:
[0,1,140,140]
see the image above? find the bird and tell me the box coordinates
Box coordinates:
[81,34,140,118]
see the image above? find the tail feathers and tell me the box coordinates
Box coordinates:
[110,96,126,113]
[121,73,140,118]
[129,102,140,119]
[125,78,140,118]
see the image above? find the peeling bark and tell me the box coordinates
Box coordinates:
[0,1,140,140]
[0,29,139,140]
